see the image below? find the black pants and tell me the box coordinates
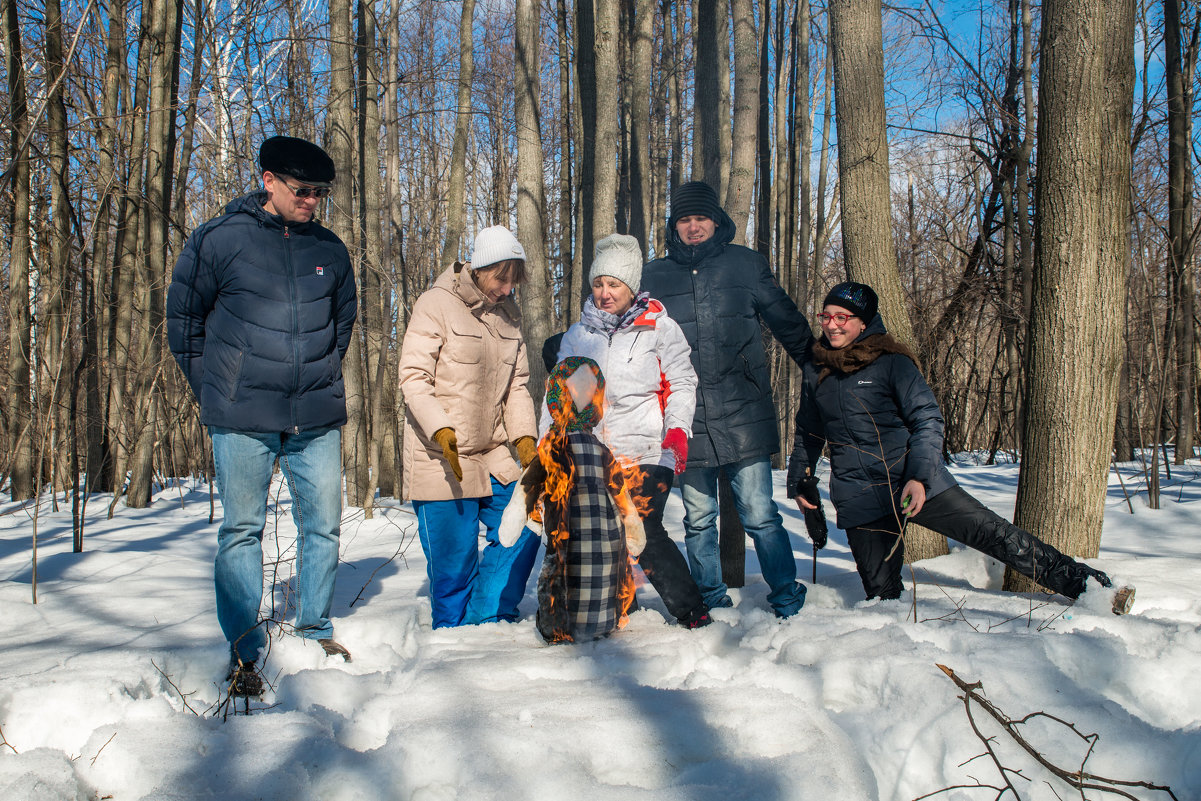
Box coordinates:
[633,465,708,621]
[846,485,1094,601]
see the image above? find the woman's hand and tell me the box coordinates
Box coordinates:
[900,480,926,516]
[431,427,463,482]
[661,428,688,475]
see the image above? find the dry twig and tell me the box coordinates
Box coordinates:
[918,664,1179,801]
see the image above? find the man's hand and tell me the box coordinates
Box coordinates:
[900,479,926,516]
[661,428,688,475]
[431,427,463,482]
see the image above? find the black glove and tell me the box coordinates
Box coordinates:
[796,475,828,551]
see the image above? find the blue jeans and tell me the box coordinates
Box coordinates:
[413,477,541,628]
[210,426,343,661]
[679,456,806,616]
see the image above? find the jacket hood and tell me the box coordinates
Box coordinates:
[435,263,522,324]
[664,207,738,263]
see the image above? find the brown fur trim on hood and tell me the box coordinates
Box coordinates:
[813,333,920,383]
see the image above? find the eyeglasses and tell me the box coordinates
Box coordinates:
[817,312,858,326]
[274,175,331,200]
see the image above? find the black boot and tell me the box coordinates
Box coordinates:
[678,604,713,629]
[227,659,263,697]
[318,639,352,662]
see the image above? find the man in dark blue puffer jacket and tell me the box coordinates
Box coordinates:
[642,181,812,618]
[167,136,358,695]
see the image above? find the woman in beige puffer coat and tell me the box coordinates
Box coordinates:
[399,226,540,628]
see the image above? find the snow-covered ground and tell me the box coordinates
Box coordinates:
[1,457,1197,801]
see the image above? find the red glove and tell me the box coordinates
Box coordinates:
[662,428,688,475]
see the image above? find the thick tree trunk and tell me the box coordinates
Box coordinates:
[45,0,74,495]
[694,0,722,186]
[127,0,181,508]
[575,0,597,285]
[1011,0,1131,586]
[358,0,386,516]
[829,0,944,563]
[627,0,654,248]
[1166,0,1196,463]
[725,0,757,244]
[593,0,620,243]
[328,0,364,508]
[557,0,574,324]
[3,0,33,501]
[440,0,475,268]
[516,0,555,405]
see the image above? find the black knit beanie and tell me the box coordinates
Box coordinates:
[669,181,723,229]
[823,282,879,323]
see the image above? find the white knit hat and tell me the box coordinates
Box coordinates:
[470,225,526,270]
[590,233,643,292]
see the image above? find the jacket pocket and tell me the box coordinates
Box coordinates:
[225,350,246,401]
[448,323,484,364]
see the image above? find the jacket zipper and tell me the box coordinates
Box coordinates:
[284,224,301,434]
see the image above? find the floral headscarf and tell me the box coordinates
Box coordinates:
[544,356,605,433]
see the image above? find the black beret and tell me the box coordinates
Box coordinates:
[259,136,335,185]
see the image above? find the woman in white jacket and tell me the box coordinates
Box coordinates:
[543,234,711,628]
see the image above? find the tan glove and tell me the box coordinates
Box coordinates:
[431,427,463,482]
[513,436,538,468]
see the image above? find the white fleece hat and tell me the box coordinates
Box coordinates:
[590,233,643,292]
[471,225,526,270]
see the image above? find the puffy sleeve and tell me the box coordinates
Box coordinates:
[397,292,453,437]
[752,256,812,368]
[892,356,945,487]
[166,225,218,400]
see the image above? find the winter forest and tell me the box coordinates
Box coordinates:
[2,0,1201,799]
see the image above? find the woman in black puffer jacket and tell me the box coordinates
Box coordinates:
[786,282,1130,611]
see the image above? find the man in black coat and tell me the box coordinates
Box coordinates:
[641,181,811,617]
[167,136,358,695]
[787,281,1132,613]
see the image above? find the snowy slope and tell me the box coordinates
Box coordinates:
[1,458,1197,801]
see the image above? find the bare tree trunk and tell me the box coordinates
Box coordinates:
[725,0,757,244]
[516,0,555,404]
[829,0,943,563]
[358,0,385,516]
[695,0,722,186]
[1166,0,1197,463]
[576,0,597,284]
[627,0,653,248]
[593,0,620,243]
[1011,0,1130,584]
[328,0,364,508]
[3,0,34,501]
[557,0,574,323]
[441,0,476,268]
[827,0,914,345]
[45,0,74,495]
[127,0,182,508]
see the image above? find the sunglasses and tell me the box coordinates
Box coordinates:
[816,312,858,326]
[274,176,331,200]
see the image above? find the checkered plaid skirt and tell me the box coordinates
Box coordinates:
[536,432,630,642]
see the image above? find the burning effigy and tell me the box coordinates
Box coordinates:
[499,357,646,643]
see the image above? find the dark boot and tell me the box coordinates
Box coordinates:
[227,659,263,697]
[677,604,713,629]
